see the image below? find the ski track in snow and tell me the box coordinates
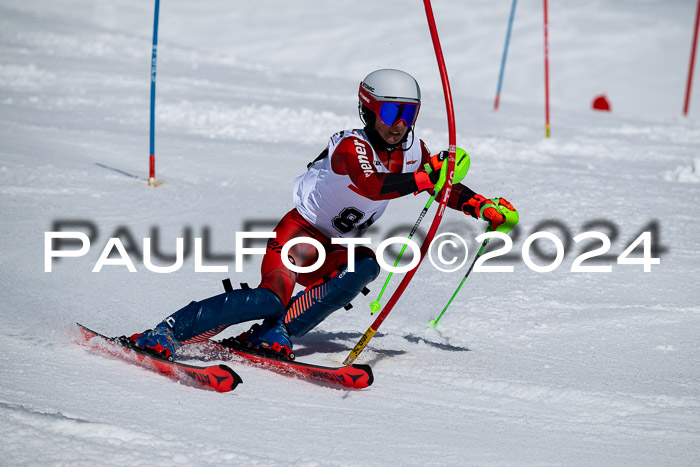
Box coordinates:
[2,0,700,465]
[0,401,293,465]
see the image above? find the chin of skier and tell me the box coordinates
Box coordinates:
[129,68,515,361]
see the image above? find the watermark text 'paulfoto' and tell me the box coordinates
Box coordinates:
[45,229,661,274]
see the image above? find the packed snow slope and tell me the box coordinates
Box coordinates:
[1,0,699,465]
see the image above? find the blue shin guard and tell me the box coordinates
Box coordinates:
[159,287,285,345]
[283,255,380,337]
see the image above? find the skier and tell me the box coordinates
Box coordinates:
[130,69,515,360]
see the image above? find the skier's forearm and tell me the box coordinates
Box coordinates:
[346,172,413,200]
[377,172,419,197]
[449,183,479,216]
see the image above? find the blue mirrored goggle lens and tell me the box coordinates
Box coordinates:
[377,102,419,126]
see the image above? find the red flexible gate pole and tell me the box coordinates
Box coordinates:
[344,0,457,365]
[543,0,551,137]
[684,0,700,116]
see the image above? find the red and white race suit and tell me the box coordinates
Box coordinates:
[260,128,477,305]
[294,129,428,238]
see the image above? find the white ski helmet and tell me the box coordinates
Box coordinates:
[358,69,421,128]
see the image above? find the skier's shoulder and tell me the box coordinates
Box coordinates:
[326,129,373,175]
[328,128,368,146]
[329,129,371,157]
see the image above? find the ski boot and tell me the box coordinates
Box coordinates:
[129,323,180,361]
[234,318,294,360]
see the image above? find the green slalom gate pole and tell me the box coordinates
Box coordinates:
[429,199,519,328]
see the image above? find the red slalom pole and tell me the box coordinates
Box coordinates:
[344,0,457,365]
[684,0,700,116]
[543,0,551,137]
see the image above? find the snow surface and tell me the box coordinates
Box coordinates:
[2,0,700,465]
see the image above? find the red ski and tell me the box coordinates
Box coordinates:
[76,323,242,393]
[182,339,374,389]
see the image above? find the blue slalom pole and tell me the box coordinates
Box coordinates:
[494,0,517,111]
[148,0,160,186]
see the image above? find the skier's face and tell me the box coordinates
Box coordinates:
[374,118,408,146]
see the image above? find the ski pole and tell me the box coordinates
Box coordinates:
[429,237,489,328]
[370,194,437,314]
[429,199,519,327]
[369,149,470,314]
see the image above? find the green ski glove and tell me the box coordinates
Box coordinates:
[425,147,471,193]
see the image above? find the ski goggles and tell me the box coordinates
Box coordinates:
[374,101,420,127]
[359,85,421,127]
